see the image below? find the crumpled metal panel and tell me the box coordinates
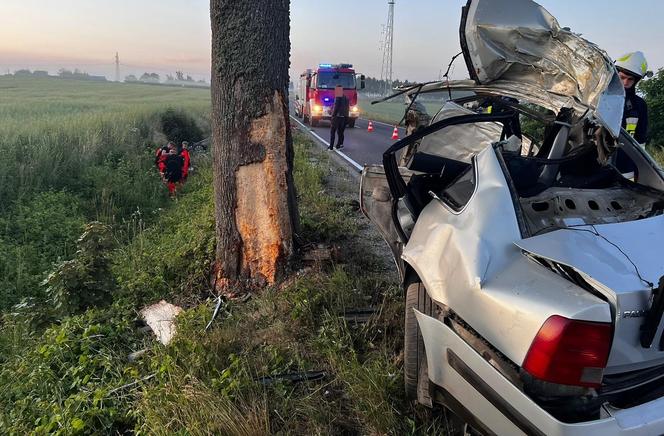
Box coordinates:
[417,101,503,163]
[402,145,609,366]
[515,215,664,371]
[516,216,664,294]
[463,0,624,137]
[405,79,585,119]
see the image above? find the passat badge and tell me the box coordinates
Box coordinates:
[622,310,648,318]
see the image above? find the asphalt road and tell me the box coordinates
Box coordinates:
[290,113,406,171]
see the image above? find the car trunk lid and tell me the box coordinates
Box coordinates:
[460,0,625,137]
[515,215,664,373]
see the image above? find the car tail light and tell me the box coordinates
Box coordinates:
[522,315,612,388]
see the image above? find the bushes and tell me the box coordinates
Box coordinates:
[639,70,664,148]
[43,222,116,315]
[0,190,85,309]
[0,307,146,435]
[159,108,204,145]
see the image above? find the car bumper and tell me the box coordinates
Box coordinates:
[313,108,360,119]
[415,310,664,436]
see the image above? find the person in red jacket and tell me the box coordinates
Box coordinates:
[155,144,169,177]
[155,142,174,181]
[164,146,184,197]
[180,141,191,182]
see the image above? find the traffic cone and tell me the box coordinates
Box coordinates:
[367,121,374,132]
[391,126,399,140]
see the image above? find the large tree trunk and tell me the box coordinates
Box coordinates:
[210,0,297,290]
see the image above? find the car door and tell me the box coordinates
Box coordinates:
[360,165,415,279]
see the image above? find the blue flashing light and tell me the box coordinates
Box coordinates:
[319,63,333,68]
[323,97,331,102]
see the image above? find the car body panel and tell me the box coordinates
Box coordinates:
[359,164,415,278]
[416,309,664,435]
[516,216,664,371]
[461,0,624,137]
[402,146,610,366]
[418,101,504,163]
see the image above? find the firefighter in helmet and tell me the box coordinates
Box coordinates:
[616,51,652,146]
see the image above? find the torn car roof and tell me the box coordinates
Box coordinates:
[459,0,625,136]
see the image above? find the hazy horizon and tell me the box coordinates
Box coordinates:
[1,0,662,83]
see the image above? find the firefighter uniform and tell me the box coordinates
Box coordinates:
[622,87,648,145]
[616,51,651,145]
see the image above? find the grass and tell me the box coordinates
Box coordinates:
[357,94,443,125]
[0,131,448,434]
[0,76,211,311]
[0,76,209,210]
[0,78,448,434]
[126,134,446,435]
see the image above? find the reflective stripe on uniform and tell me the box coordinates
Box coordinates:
[626,117,639,136]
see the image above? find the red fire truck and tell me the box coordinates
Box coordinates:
[295,64,365,128]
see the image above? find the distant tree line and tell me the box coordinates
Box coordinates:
[125,71,207,86]
[7,69,106,82]
[360,76,417,95]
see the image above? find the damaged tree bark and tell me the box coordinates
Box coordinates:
[210,0,298,290]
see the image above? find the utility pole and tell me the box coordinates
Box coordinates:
[115,52,120,82]
[379,0,395,96]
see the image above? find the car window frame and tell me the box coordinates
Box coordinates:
[382,112,519,203]
[436,160,479,215]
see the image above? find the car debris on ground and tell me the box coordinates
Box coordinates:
[140,300,183,345]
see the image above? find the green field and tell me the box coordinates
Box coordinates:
[0,78,447,434]
[0,77,211,310]
[357,94,442,125]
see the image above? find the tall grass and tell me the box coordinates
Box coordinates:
[0,76,210,211]
[0,76,211,310]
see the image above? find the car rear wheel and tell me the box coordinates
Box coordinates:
[404,278,433,403]
[405,279,484,434]
[347,119,356,128]
[311,117,319,127]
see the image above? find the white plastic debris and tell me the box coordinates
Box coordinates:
[140,300,183,345]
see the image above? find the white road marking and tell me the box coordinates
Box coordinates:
[290,115,364,172]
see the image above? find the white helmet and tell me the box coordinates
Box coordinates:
[615,51,653,79]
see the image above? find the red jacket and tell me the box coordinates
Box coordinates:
[155,147,169,173]
[181,149,191,177]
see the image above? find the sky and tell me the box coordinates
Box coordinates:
[0,0,662,83]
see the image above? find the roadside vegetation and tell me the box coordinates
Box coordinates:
[0,77,447,434]
[358,95,442,126]
[357,95,407,125]
[0,77,209,311]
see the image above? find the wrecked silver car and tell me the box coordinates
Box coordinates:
[361,0,664,434]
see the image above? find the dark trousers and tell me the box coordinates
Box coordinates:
[329,117,347,148]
